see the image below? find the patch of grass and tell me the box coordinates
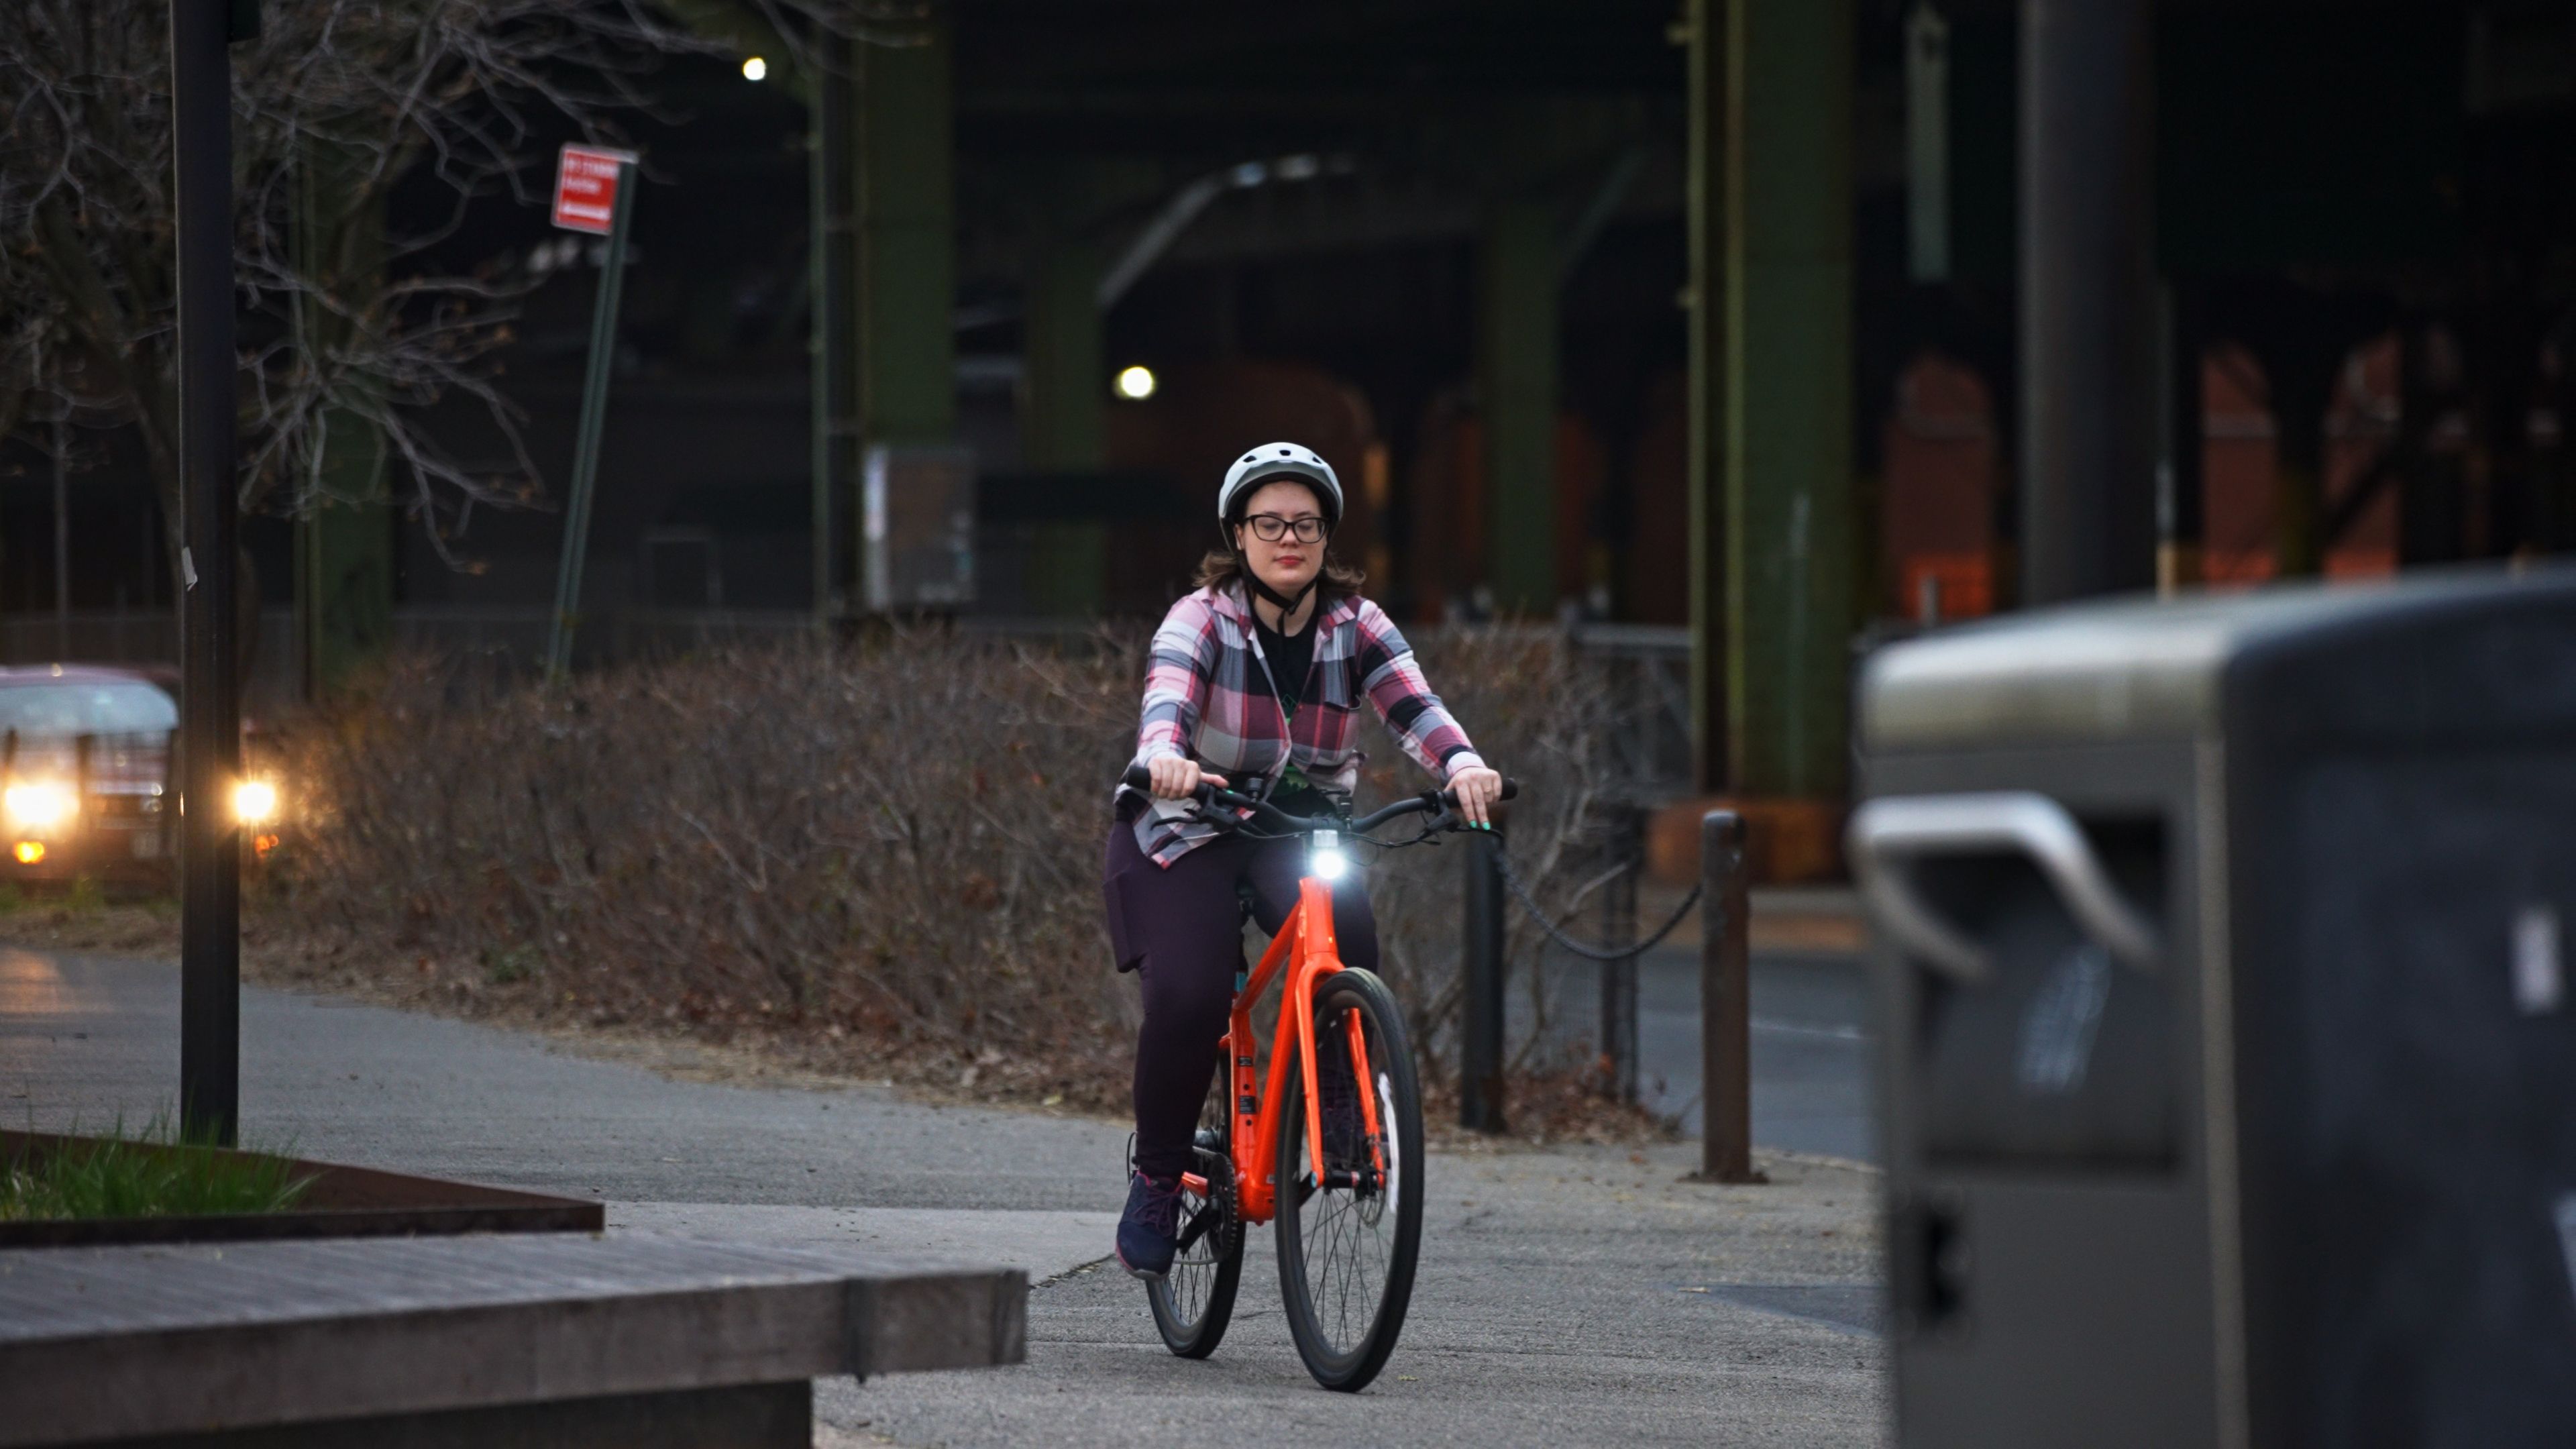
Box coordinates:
[481,943,542,985]
[1,1116,316,1222]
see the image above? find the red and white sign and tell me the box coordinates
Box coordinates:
[551,145,636,235]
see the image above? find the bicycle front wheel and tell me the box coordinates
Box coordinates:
[1275,967,1424,1392]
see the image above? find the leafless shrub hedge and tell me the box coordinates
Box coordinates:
[263,627,1638,1114]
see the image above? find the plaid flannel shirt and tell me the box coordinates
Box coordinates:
[1123,584,1485,867]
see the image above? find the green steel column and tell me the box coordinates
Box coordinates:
[1723,0,1854,798]
[809,42,855,622]
[851,16,957,603]
[853,21,955,448]
[1022,240,1108,615]
[296,453,391,696]
[1024,243,1106,470]
[294,143,392,697]
[1477,197,1558,617]
[1685,0,1727,791]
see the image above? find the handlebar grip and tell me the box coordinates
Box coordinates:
[1438,775,1518,808]
[1119,760,1232,808]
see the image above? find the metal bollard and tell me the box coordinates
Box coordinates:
[1599,803,1642,1104]
[1700,810,1762,1182]
[1460,824,1507,1133]
[74,733,94,847]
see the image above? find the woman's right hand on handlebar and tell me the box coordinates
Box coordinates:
[1146,757,1227,800]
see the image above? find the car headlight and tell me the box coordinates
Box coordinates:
[232,779,280,827]
[3,781,77,832]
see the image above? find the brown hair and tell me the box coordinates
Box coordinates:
[1193,547,1366,601]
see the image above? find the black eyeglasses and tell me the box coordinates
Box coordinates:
[1244,514,1327,544]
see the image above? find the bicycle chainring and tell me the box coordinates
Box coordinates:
[1181,1144,1242,1260]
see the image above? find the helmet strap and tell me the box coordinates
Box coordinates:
[1242,561,1319,616]
[1225,523,1324,619]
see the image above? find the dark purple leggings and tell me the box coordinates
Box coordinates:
[1102,817,1378,1181]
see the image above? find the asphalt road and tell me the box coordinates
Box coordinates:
[1530,945,1878,1162]
[3,947,1888,1446]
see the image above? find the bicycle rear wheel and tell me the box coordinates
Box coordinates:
[1146,1053,1243,1357]
[1275,967,1424,1392]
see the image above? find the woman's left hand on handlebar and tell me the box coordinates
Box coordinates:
[1448,765,1505,828]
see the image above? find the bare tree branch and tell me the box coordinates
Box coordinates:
[0,0,927,587]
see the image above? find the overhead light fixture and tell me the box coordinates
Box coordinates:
[1116,365,1157,400]
[741,56,767,82]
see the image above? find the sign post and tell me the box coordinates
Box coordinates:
[176,0,247,1146]
[544,144,639,684]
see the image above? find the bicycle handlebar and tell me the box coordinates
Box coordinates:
[1118,761,1517,837]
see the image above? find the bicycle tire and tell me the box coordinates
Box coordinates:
[1147,1061,1244,1357]
[1275,967,1424,1392]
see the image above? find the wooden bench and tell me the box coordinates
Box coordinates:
[0,1233,1025,1448]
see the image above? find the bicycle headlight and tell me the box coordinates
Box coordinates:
[3,781,76,832]
[1311,829,1350,881]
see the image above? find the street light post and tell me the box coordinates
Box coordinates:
[173,0,244,1144]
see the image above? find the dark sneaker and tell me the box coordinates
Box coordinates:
[1115,1170,1184,1279]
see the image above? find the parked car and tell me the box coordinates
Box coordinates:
[0,665,280,887]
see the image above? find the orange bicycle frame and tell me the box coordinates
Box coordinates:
[1180,873,1386,1224]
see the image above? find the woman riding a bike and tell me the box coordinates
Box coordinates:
[1104,440,1503,1279]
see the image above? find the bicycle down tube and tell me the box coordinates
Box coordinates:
[1220,875,1348,1223]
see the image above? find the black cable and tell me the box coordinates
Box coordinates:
[1493,848,1703,963]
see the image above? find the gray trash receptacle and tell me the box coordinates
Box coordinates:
[1851,568,2576,1449]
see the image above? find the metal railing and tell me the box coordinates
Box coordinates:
[1564,622,1693,795]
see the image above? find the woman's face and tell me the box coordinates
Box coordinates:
[1232,479,1328,598]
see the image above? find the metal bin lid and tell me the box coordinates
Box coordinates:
[1860,566,2576,753]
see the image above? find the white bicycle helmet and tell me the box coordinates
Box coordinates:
[1218,442,1342,525]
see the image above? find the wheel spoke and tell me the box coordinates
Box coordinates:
[1277,976,1417,1389]
[1293,1001,1402,1356]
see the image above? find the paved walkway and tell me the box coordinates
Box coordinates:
[3,947,1886,1446]
[820,1142,1884,1448]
